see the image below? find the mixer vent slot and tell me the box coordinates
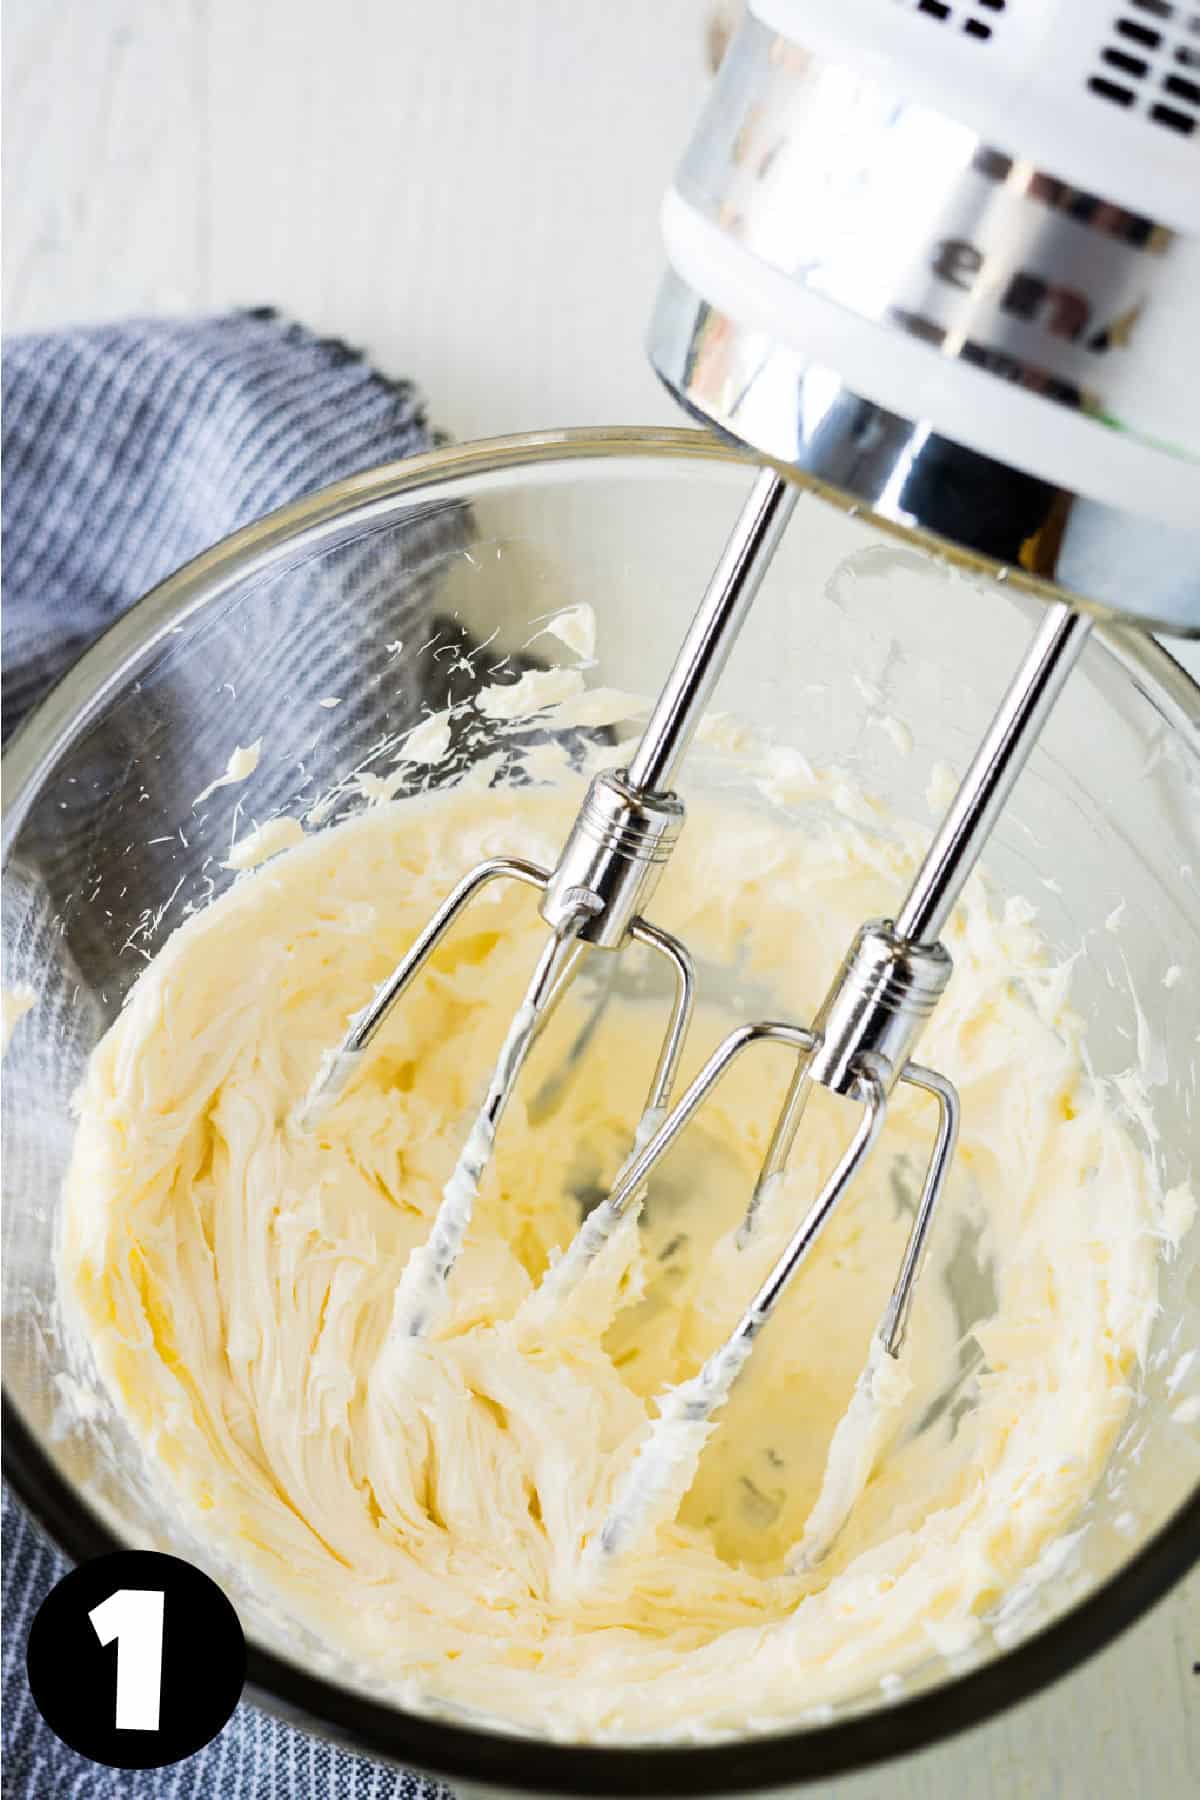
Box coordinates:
[900,0,1006,44]
[1088,5,1200,134]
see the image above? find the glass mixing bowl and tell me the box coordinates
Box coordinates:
[3,429,1198,1795]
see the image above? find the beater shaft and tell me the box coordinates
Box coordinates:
[896,602,1092,946]
[627,467,798,793]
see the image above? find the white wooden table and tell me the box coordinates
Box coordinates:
[4,4,1196,1794]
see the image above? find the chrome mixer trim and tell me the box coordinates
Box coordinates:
[650,269,1200,632]
[650,8,1200,634]
[677,14,1177,423]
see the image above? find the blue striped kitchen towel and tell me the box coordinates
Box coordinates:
[2,310,454,1800]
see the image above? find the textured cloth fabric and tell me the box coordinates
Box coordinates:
[1,311,455,1799]
[3,309,434,729]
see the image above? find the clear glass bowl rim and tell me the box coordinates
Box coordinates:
[3,426,1197,1793]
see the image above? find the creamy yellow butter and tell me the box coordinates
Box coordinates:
[60,774,1178,1741]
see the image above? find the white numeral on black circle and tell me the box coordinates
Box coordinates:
[88,1588,165,1731]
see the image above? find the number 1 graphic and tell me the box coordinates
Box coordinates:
[88,1589,165,1731]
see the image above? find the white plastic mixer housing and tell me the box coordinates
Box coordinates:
[650,0,1200,632]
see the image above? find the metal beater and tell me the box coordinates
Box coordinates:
[582,591,1090,1566]
[303,467,798,1335]
[304,450,1092,1562]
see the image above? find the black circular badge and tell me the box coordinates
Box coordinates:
[26,1550,245,1769]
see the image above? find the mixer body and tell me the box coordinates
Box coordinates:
[650,0,1200,633]
[305,0,1200,1571]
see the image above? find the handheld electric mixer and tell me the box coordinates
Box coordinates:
[307,0,1200,1563]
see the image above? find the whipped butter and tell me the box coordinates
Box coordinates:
[60,762,1185,1742]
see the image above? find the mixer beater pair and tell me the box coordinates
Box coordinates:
[303,466,1091,1565]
